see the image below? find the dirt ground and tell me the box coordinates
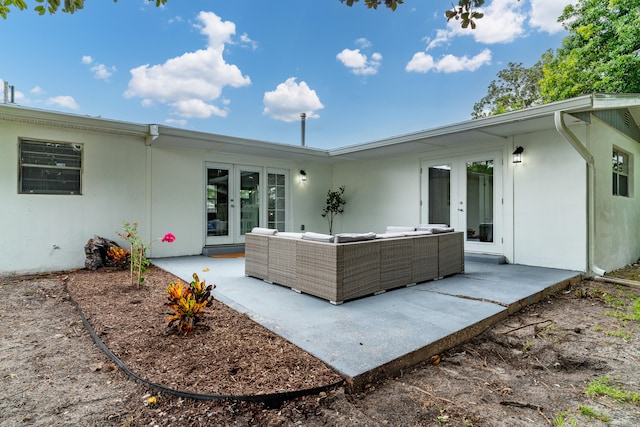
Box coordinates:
[2,263,640,427]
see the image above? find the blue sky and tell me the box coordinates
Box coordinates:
[1,0,573,149]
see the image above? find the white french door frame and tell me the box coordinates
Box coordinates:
[205,163,290,246]
[421,151,504,255]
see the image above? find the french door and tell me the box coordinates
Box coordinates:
[205,164,288,245]
[422,152,503,254]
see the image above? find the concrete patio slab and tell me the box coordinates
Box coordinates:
[153,256,582,389]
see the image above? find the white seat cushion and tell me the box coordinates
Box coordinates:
[275,232,304,239]
[334,232,377,243]
[251,227,278,235]
[301,232,334,243]
[385,226,416,233]
[375,232,406,239]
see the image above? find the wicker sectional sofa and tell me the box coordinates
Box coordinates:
[245,230,464,304]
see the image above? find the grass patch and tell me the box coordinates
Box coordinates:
[552,410,578,426]
[607,262,640,281]
[586,376,640,404]
[578,405,611,422]
[601,328,633,340]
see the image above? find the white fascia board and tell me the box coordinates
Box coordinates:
[156,124,330,158]
[328,95,598,157]
[590,93,640,110]
[0,103,149,137]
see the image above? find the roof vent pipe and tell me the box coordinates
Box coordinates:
[3,82,15,104]
[300,113,306,147]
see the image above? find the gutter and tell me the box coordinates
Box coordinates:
[554,110,605,277]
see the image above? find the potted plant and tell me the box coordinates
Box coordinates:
[321,185,346,235]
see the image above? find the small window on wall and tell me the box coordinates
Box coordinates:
[19,140,82,195]
[612,148,630,197]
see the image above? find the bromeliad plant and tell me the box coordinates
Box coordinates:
[117,220,175,286]
[165,273,215,336]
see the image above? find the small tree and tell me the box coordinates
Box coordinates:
[321,186,346,235]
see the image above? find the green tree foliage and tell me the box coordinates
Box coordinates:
[342,0,486,28]
[0,0,167,18]
[445,0,485,29]
[540,0,640,102]
[472,61,544,118]
[340,0,405,11]
[2,0,487,30]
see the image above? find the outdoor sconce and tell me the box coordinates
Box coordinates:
[513,146,524,164]
[300,170,308,182]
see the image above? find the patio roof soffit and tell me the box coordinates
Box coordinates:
[327,97,595,161]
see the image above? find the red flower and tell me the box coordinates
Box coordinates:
[162,233,176,243]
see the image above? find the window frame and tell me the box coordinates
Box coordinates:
[19,139,83,195]
[612,147,631,198]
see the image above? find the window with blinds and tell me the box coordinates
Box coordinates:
[19,140,82,195]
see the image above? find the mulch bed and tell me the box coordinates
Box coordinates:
[65,266,343,397]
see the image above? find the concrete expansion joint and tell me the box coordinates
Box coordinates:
[434,291,508,308]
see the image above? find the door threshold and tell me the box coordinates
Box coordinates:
[202,244,245,256]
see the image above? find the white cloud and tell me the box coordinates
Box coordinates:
[263,77,324,123]
[337,48,382,76]
[529,0,575,34]
[355,37,372,49]
[425,29,453,51]
[239,33,258,50]
[92,63,117,81]
[30,86,44,95]
[172,99,228,118]
[457,0,527,44]
[82,55,116,81]
[426,0,527,50]
[406,48,492,73]
[165,118,188,126]
[47,95,79,110]
[125,11,251,119]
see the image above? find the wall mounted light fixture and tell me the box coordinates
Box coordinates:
[513,146,524,164]
[300,170,307,182]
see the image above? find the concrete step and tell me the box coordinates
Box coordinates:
[202,244,245,256]
[465,253,506,264]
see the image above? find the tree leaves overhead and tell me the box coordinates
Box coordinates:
[340,0,404,11]
[445,0,485,30]
[0,0,167,19]
[473,0,640,118]
[2,0,487,30]
[540,0,640,102]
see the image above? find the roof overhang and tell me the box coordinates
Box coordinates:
[2,94,639,164]
[0,103,149,138]
[328,94,640,161]
[148,126,331,163]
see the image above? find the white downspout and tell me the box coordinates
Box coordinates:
[554,111,606,277]
[145,125,158,256]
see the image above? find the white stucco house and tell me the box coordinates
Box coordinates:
[1,93,639,276]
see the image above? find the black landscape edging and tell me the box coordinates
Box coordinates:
[66,288,344,407]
